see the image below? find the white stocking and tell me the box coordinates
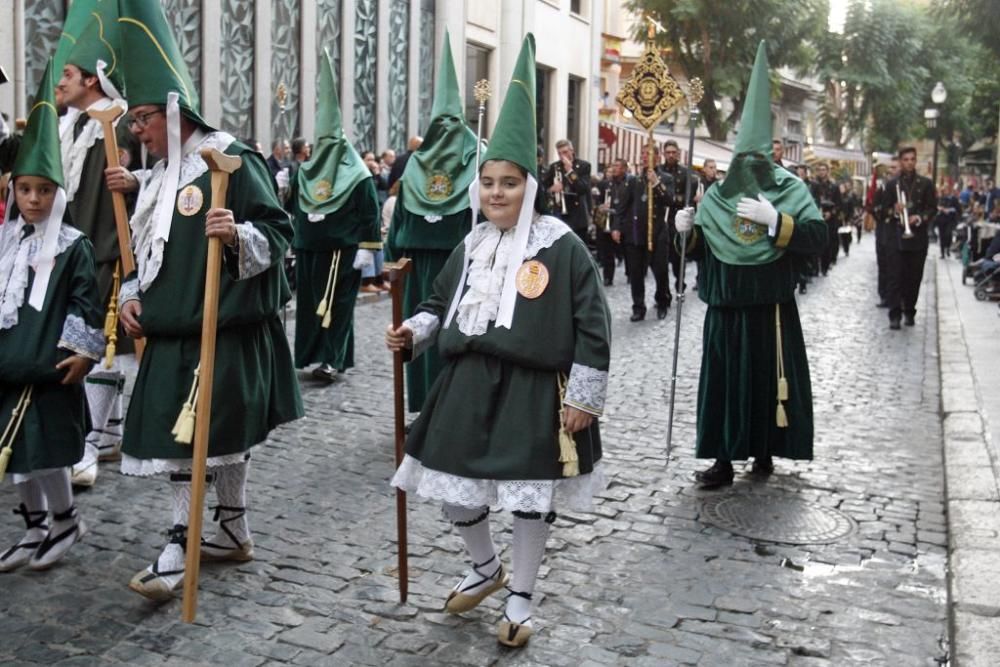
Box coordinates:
[442,503,501,594]
[145,473,192,584]
[507,512,552,624]
[35,468,74,517]
[210,458,250,547]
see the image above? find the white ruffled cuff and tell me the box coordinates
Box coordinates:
[119,276,140,304]
[58,313,104,361]
[225,222,273,280]
[563,362,608,417]
[405,311,440,359]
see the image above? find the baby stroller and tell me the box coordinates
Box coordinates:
[973,263,1000,302]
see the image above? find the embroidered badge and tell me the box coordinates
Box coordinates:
[176,185,203,217]
[426,172,453,201]
[313,180,333,201]
[515,260,549,299]
[732,216,766,244]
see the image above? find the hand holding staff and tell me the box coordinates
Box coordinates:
[182,148,242,624]
[386,258,412,603]
[88,104,145,360]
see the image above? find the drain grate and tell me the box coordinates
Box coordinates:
[701,494,855,544]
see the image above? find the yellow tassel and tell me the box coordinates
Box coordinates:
[322,308,332,329]
[175,407,195,445]
[0,386,33,483]
[777,377,788,402]
[104,339,117,370]
[0,446,12,482]
[559,428,580,477]
[103,305,117,338]
[776,402,788,428]
[172,367,200,440]
[315,298,328,317]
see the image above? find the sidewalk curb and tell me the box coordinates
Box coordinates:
[936,259,1000,667]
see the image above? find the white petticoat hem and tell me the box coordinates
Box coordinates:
[391,454,608,514]
[120,452,248,477]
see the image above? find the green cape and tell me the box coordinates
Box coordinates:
[296,49,370,215]
[14,61,63,187]
[400,32,477,217]
[481,35,537,177]
[65,0,124,97]
[696,41,817,265]
[116,0,208,127]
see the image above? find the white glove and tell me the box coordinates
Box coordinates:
[675,207,695,234]
[353,249,375,270]
[736,193,779,236]
[275,167,289,191]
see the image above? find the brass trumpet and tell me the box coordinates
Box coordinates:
[554,169,567,215]
[896,183,914,239]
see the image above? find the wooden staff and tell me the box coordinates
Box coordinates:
[88,105,145,360]
[182,148,243,624]
[386,257,412,603]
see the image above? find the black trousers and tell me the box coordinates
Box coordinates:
[839,230,852,256]
[624,235,670,313]
[884,246,927,320]
[875,235,887,301]
[820,221,839,273]
[595,230,617,284]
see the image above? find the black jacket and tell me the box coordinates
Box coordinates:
[543,158,593,233]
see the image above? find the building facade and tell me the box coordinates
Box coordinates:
[1,0,603,164]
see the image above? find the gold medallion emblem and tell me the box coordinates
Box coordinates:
[176,185,204,216]
[515,260,549,299]
[426,172,453,201]
[313,180,333,201]
[733,216,766,244]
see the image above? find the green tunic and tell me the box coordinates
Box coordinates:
[0,227,103,474]
[290,177,380,370]
[689,213,827,461]
[122,139,303,462]
[385,189,472,411]
[405,219,611,481]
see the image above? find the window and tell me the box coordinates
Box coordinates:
[567,75,584,152]
[536,66,552,155]
[787,118,803,136]
[571,0,582,13]
[465,43,491,134]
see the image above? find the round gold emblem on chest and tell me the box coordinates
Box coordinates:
[176,185,204,217]
[313,180,333,201]
[515,260,549,299]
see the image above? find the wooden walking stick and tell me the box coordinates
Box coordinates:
[182,148,243,624]
[386,257,412,603]
[88,105,145,360]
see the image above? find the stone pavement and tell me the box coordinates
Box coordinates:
[935,254,1000,667]
[0,236,953,666]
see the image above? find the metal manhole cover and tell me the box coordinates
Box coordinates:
[701,494,855,544]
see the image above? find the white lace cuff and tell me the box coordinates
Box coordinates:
[225,222,273,280]
[564,362,607,416]
[58,313,104,360]
[405,311,440,359]
[120,276,140,304]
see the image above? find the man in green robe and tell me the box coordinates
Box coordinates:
[385,32,475,411]
[0,61,103,572]
[289,50,380,382]
[674,42,827,489]
[111,0,303,600]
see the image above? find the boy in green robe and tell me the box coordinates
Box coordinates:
[387,36,612,648]
[289,50,380,382]
[110,0,303,600]
[0,62,104,572]
[674,42,827,488]
[385,32,475,411]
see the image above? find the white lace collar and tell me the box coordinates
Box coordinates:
[131,130,235,291]
[60,97,126,203]
[0,216,83,330]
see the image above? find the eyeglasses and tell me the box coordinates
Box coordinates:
[127,109,164,130]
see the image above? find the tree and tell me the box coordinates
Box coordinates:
[933,0,1000,58]
[625,0,828,141]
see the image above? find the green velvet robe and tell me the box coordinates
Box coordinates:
[290,177,380,370]
[0,228,103,473]
[122,141,303,462]
[405,219,611,481]
[385,189,472,411]
[690,213,827,461]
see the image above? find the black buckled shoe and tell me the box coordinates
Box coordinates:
[751,456,774,476]
[630,308,646,322]
[694,460,734,489]
[889,317,901,330]
[311,363,337,382]
[904,314,915,326]
[656,303,670,320]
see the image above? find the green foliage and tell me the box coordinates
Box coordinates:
[933,0,1000,58]
[624,0,829,141]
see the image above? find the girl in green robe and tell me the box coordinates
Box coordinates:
[386,35,612,649]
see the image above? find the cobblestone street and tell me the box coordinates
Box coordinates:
[0,237,950,666]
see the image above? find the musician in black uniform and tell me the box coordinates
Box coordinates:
[810,162,843,275]
[873,157,899,307]
[661,140,699,290]
[543,139,592,243]
[593,158,633,286]
[611,145,674,321]
[934,184,961,258]
[883,147,937,329]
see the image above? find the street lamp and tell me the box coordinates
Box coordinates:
[925,81,947,188]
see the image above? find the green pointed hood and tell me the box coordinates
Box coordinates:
[53,0,98,76]
[65,1,124,99]
[695,40,820,266]
[481,34,537,177]
[296,49,370,215]
[400,31,478,217]
[13,60,63,187]
[116,0,208,127]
